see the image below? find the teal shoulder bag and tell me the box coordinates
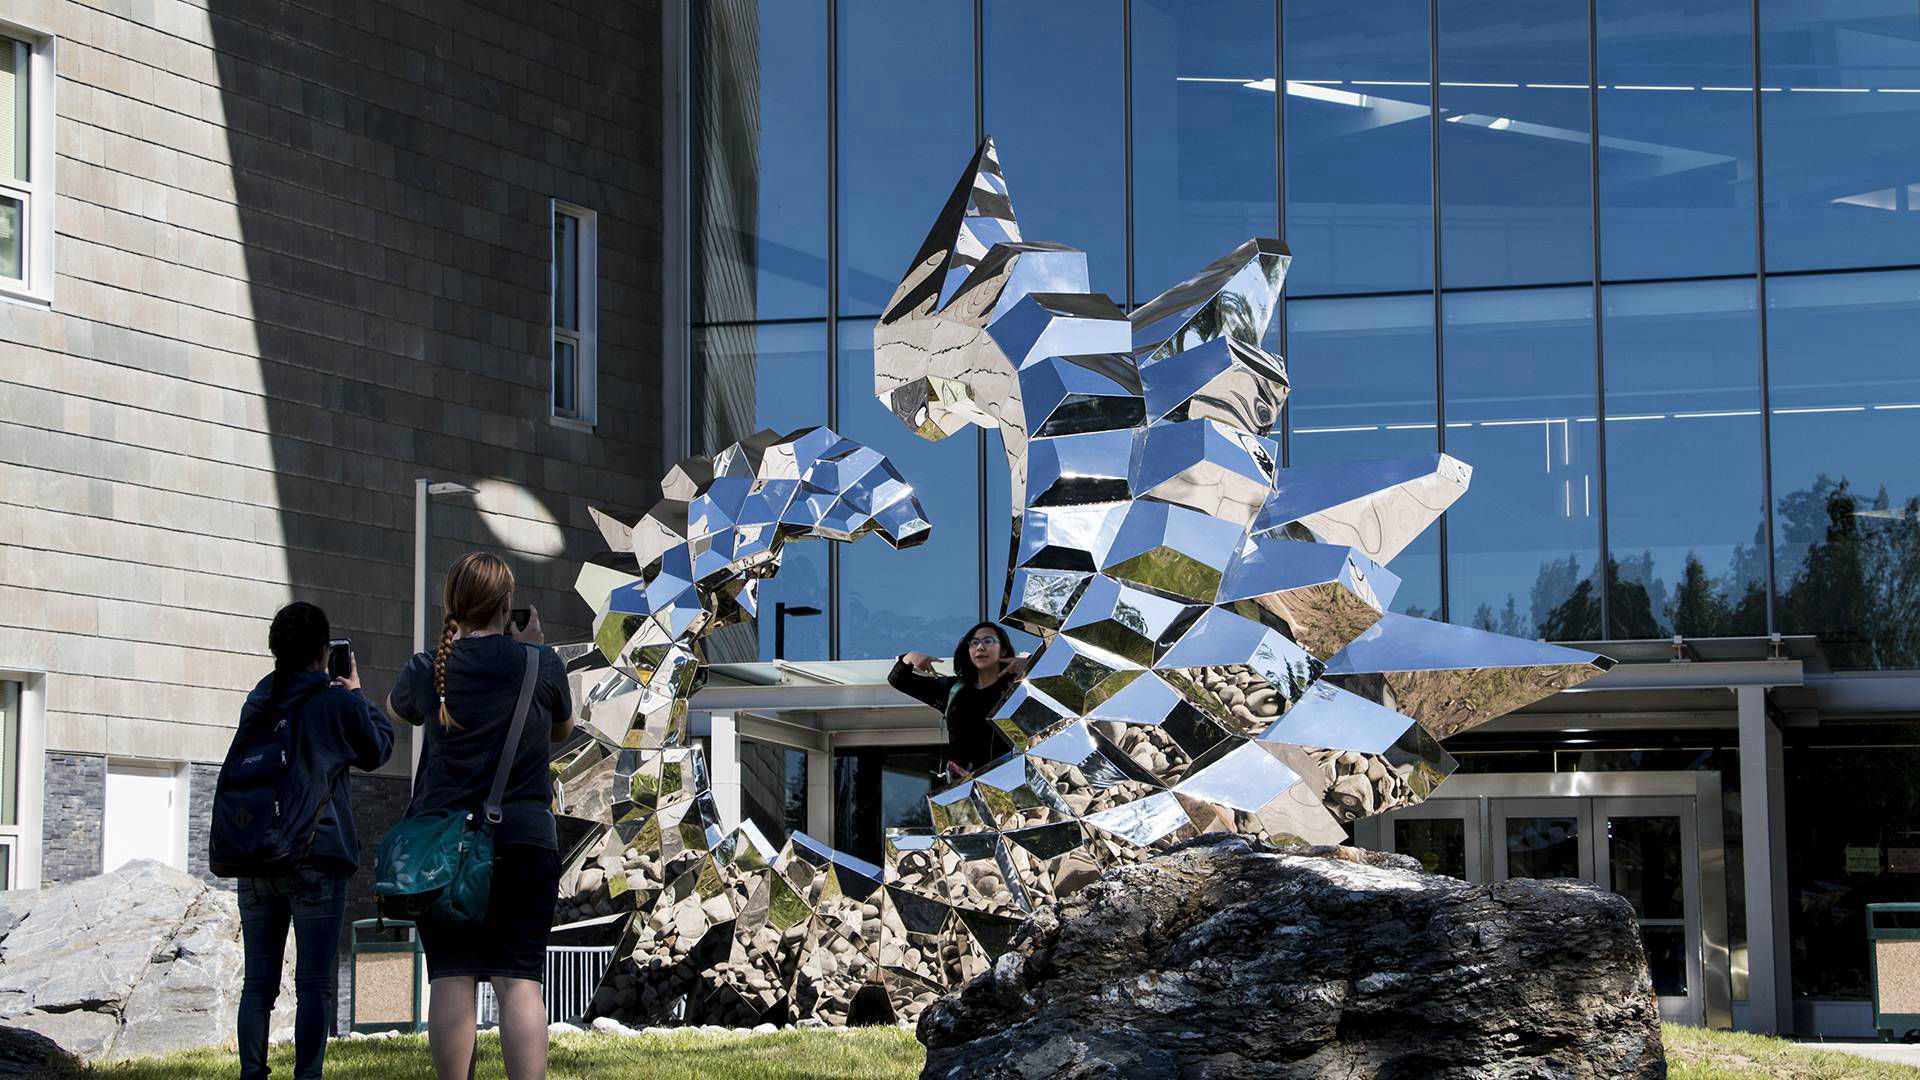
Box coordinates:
[374,642,539,924]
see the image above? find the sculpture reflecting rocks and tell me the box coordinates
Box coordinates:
[565,140,1615,1028]
[872,137,1612,851]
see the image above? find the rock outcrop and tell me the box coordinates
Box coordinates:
[918,835,1666,1080]
[0,860,296,1061]
[0,1024,80,1078]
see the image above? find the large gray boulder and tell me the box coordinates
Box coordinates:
[918,836,1666,1080]
[0,860,298,1061]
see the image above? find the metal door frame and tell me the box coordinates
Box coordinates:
[1595,795,1703,1026]
[1358,771,1731,1029]
[1490,796,1597,885]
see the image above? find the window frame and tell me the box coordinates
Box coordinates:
[549,200,599,429]
[0,673,45,891]
[0,18,54,307]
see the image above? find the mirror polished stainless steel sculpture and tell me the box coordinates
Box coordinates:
[564,139,1615,1028]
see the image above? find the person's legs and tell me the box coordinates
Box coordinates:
[484,844,560,1080]
[427,975,479,1080]
[493,976,549,1080]
[236,878,291,1080]
[287,867,348,1080]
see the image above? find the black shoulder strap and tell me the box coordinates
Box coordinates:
[484,644,540,825]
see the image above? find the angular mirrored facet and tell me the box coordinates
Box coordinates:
[573,142,1623,1033]
[1252,453,1472,568]
[1325,611,1616,738]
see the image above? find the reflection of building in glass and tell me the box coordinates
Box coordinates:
[675,0,1920,1039]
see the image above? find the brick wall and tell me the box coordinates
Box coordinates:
[40,752,103,885]
[0,0,666,883]
[185,761,226,888]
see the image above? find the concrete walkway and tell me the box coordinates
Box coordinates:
[1796,1040,1920,1066]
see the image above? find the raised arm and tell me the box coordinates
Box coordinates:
[888,652,952,711]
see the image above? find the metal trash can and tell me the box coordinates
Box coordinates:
[350,918,426,1034]
[1867,903,1920,1040]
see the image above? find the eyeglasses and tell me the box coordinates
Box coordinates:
[965,637,1000,648]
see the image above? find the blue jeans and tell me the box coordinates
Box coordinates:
[237,866,347,1080]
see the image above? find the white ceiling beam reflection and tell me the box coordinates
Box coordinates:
[1177,77,1916,94]
[1292,402,1920,437]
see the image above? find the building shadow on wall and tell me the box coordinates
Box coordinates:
[201,1,663,928]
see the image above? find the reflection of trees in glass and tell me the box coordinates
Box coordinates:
[1776,476,1920,670]
[1454,476,1919,660]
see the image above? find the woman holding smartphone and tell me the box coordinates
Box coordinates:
[388,553,573,1080]
[889,621,1026,780]
[225,602,393,1080]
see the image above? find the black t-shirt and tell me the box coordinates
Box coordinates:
[390,637,571,849]
[887,657,1017,775]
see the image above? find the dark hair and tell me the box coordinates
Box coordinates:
[268,601,330,672]
[436,552,515,731]
[952,622,1015,684]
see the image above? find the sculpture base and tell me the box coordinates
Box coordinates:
[917,835,1666,1080]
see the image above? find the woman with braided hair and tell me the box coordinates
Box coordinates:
[388,552,573,1080]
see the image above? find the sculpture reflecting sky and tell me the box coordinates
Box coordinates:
[563,139,1615,1028]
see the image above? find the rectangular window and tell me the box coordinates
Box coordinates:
[0,26,50,301]
[551,202,597,425]
[0,681,22,889]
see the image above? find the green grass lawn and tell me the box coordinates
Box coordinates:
[1666,1025,1920,1080]
[85,1027,926,1080]
[77,1023,1920,1079]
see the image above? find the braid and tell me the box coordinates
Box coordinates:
[434,615,461,731]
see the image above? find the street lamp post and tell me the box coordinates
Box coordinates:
[773,603,822,660]
[411,479,478,780]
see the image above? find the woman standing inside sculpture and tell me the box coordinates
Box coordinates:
[890,621,1026,779]
[388,553,573,1080]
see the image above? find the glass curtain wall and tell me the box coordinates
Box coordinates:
[690,0,1920,670]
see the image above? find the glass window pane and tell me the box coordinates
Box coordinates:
[837,0,975,316]
[553,212,578,331]
[984,0,1125,296]
[836,318,981,660]
[0,681,14,828]
[0,195,18,282]
[1606,814,1685,919]
[1640,925,1688,996]
[0,40,24,184]
[1130,0,1276,307]
[1506,815,1582,879]
[1785,730,1920,999]
[1767,270,1920,670]
[1603,281,1767,638]
[1760,3,1920,274]
[691,1,829,321]
[1395,817,1467,878]
[1596,0,1756,279]
[834,748,941,864]
[740,739,807,847]
[1438,0,1593,288]
[552,338,577,416]
[1443,288,1601,638]
[691,322,830,661]
[1284,0,1432,296]
[1286,295,1442,617]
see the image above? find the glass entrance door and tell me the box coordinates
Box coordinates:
[1594,797,1701,1022]
[1487,794,1702,1026]
[1375,789,1707,1026]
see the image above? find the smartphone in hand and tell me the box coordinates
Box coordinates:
[327,638,353,679]
[511,608,531,634]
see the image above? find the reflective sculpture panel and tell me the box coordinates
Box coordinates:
[560,141,1614,1028]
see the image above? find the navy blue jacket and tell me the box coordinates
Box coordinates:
[235,670,395,875]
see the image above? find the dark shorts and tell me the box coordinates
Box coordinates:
[418,843,561,982]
